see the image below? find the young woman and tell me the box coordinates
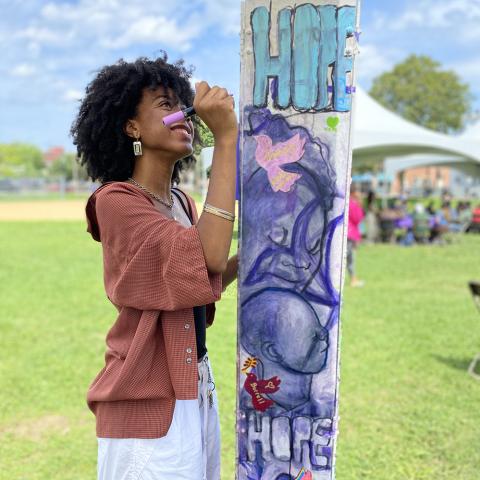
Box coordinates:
[71,54,238,480]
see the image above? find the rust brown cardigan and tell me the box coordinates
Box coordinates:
[85,181,222,438]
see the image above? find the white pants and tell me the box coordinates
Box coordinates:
[97,355,221,480]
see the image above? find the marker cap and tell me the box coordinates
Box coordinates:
[162,110,186,126]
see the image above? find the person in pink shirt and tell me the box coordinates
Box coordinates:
[347,184,365,287]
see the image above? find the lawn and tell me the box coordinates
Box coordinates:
[0,221,479,479]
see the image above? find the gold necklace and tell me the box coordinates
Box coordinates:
[127,177,174,209]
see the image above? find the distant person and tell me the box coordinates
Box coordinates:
[347,184,365,287]
[440,200,462,233]
[459,202,473,232]
[412,203,431,244]
[364,190,380,243]
[426,201,436,216]
[441,190,453,204]
[394,199,414,245]
[467,203,480,233]
[430,204,449,244]
[378,201,398,243]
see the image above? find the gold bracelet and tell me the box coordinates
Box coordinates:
[204,204,235,222]
[203,203,235,222]
[204,203,235,219]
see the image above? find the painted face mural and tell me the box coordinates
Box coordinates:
[237,1,360,479]
[242,108,340,313]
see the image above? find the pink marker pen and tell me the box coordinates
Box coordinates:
[163,106,196,127]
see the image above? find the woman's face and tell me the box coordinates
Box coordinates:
[130,85,194,159]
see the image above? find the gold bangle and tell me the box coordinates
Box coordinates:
[203,204,235,222]
[203,203,235,222]
[204,203,235,218]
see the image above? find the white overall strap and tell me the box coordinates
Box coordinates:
[199,355,213,480]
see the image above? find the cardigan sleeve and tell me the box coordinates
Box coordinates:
[95,184,222,311]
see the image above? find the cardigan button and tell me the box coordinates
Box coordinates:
[186,357,192,364]
[186,348,192,354]
[184,323,191,330]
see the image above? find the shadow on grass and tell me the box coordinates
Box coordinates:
[432,354,473,372]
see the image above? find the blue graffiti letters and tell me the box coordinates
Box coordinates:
[251,5,356,112]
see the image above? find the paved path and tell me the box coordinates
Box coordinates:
[0,200,205,220]
[0,200,87,220]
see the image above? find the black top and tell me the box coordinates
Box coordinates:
[172,189,207,360]
[193,305,208,360]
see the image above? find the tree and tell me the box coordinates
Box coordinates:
[0,143,45,177]
[369,55,472,133]
[50,153,90,181]
[48,153,74,180]
[195,120,214,154]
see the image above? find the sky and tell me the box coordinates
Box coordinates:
[1,0,479,152]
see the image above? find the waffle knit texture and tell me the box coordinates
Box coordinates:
[85,181,222,438]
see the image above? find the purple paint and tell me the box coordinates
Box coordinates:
[326,85,356,94]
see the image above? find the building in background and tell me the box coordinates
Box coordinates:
[43,146,65,167]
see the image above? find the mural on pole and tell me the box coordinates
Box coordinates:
[237,1,360,478]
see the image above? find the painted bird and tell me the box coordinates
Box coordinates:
[254,133,306,192]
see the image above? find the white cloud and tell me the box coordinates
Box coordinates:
[448,55,480,97]
[101,16,197,51]
[391,10,424,30]
[355,44,399,85]
[202,0,240,35]
[11,63,37,77]
[15,25,68,45]
[190,76,202,88]
[3,0,241,63]
[62,89,84,102]
[32,0,208,52]
[27,41,41,56]
[390,0,480,33]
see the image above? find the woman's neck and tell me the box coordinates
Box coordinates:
[131,152,176,198]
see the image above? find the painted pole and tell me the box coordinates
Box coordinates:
[237,1,361,479]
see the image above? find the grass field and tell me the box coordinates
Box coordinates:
[0,220,479,479]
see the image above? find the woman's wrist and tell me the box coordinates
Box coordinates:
[213,132,238,148]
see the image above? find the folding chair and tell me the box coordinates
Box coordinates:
[468,281,480,379]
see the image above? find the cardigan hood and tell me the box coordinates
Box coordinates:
[86,182,118,242]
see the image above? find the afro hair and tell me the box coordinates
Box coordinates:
[70,52,202,185]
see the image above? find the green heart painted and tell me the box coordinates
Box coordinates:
[327,116,340,129]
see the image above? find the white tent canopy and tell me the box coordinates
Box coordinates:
[352,87,480,165]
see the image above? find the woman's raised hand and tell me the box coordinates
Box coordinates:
[193,81,238,145]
